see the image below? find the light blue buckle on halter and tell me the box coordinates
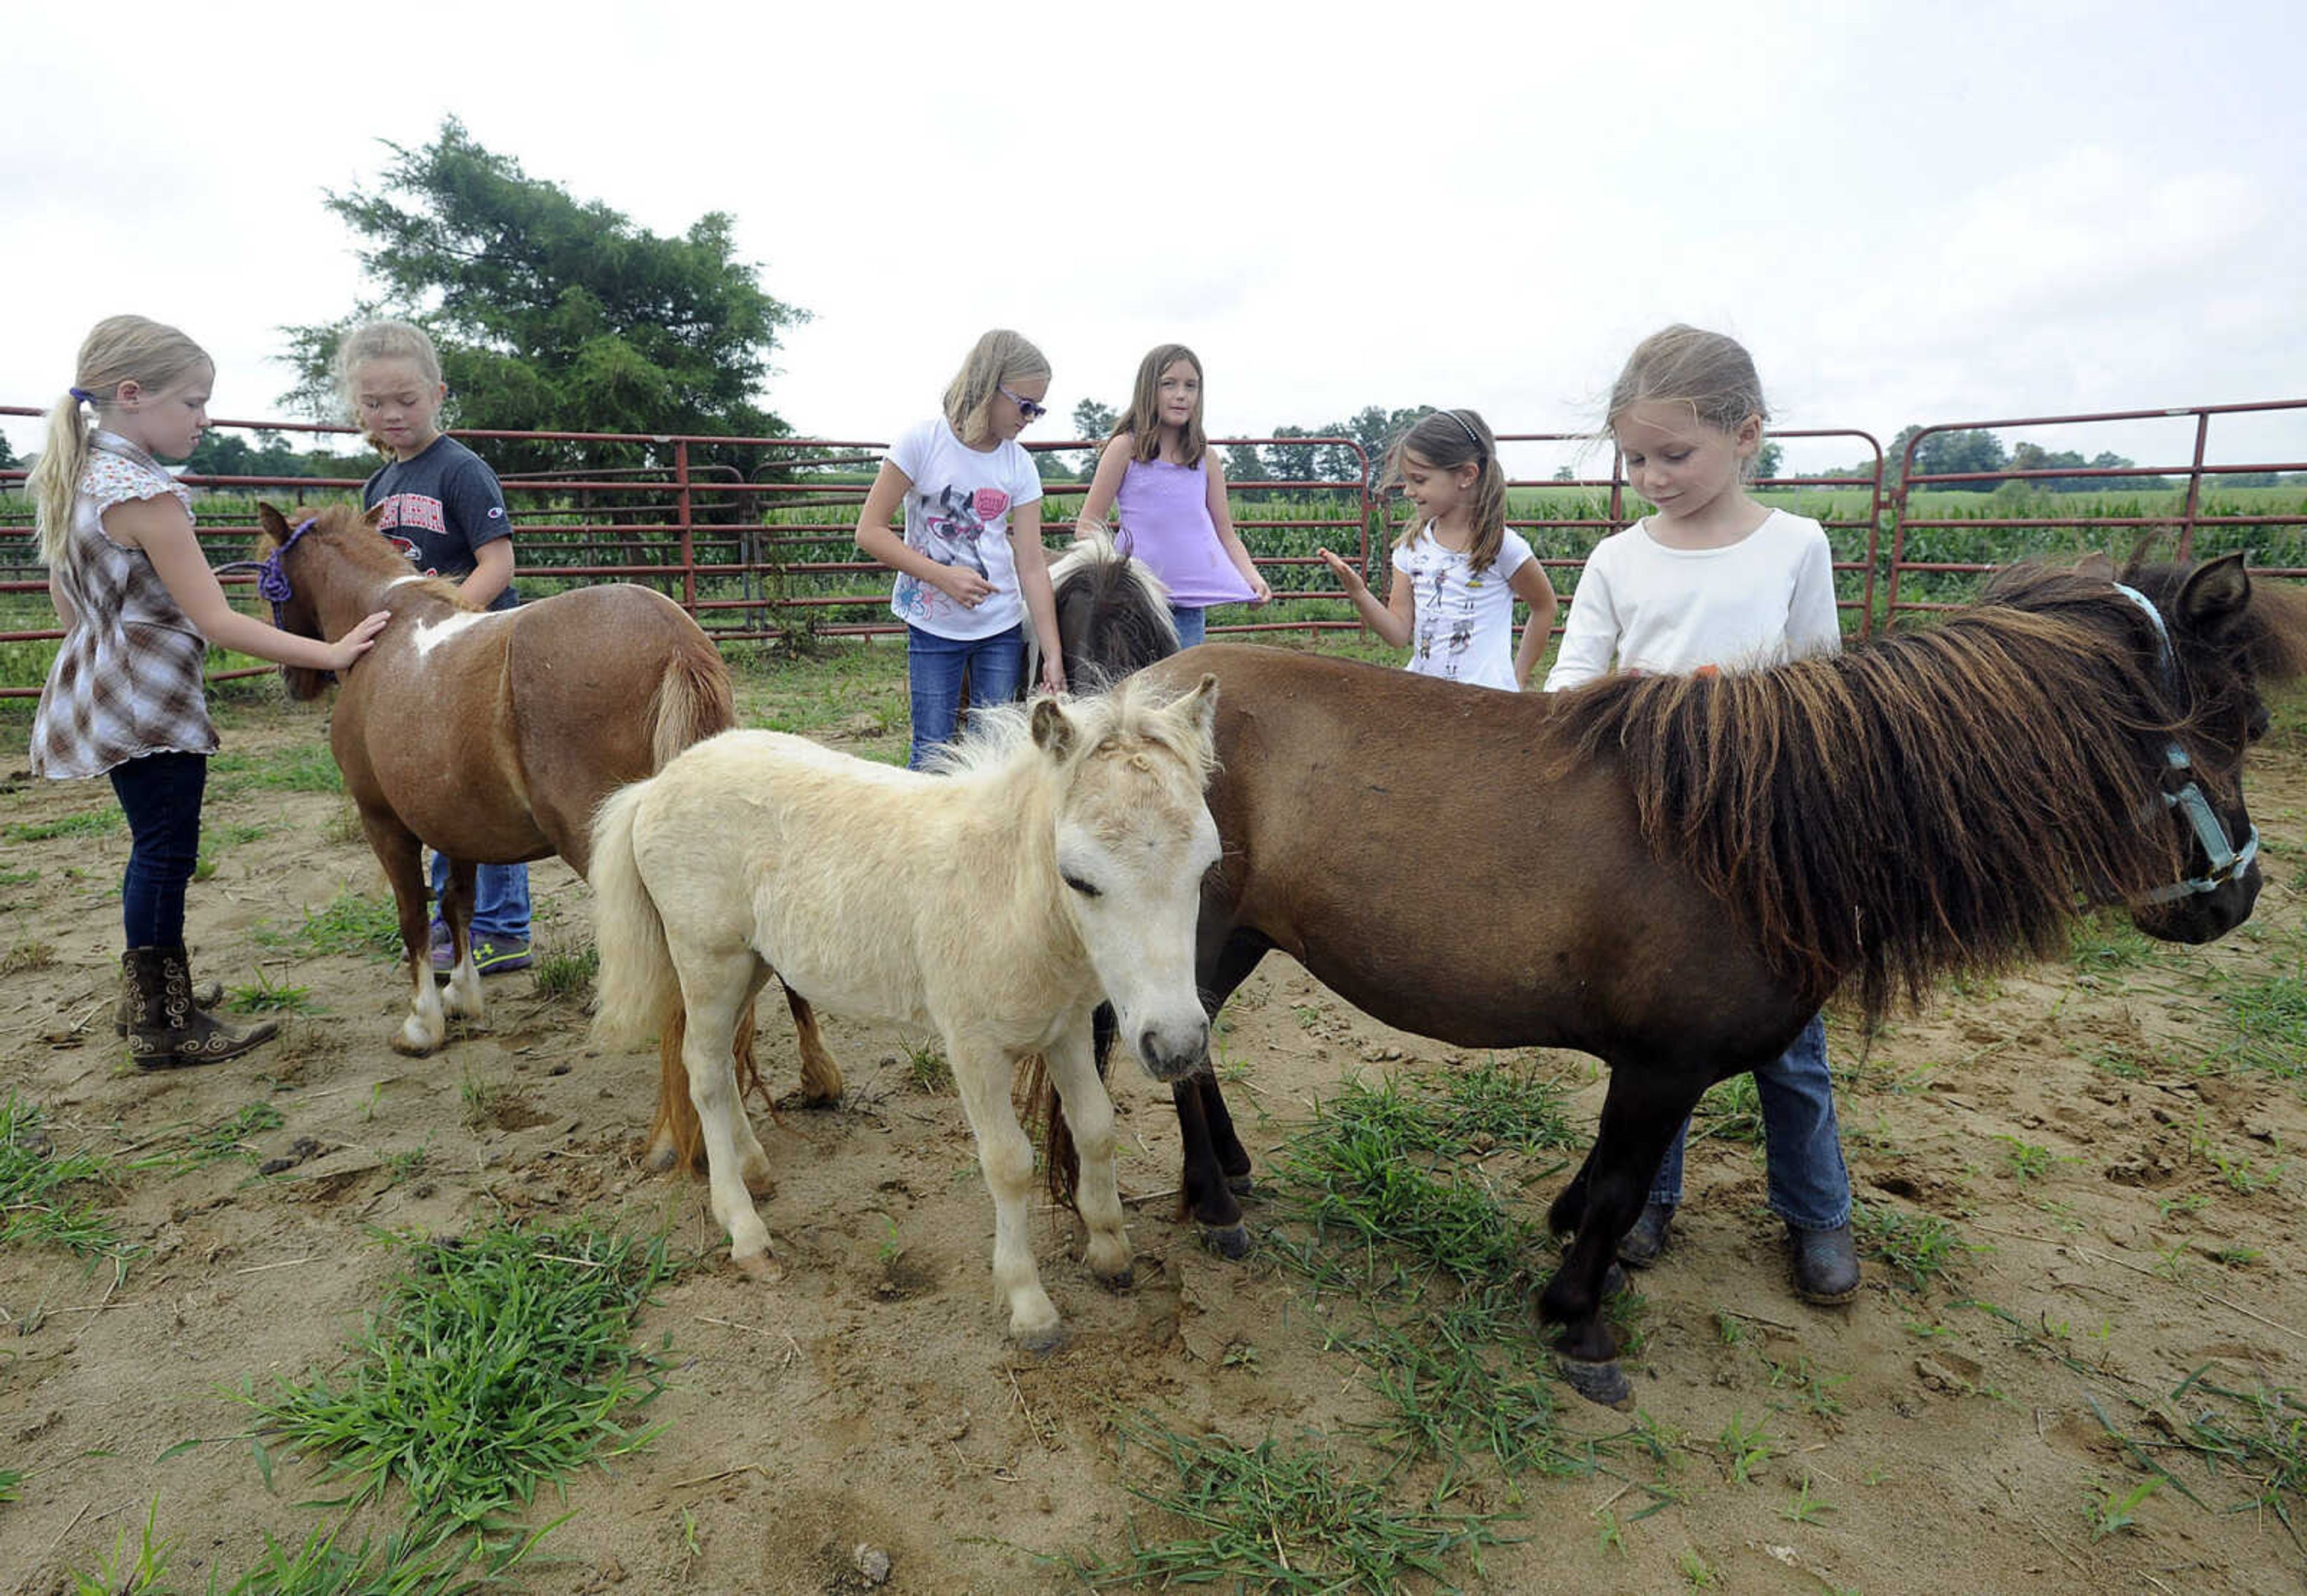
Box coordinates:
[2111,581,2261,902]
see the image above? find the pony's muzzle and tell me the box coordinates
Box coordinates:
[1134,1015,1211,1081]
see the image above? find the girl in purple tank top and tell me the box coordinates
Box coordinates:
[1075,345,1271,646]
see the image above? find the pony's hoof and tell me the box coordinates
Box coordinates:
[1199,1222,1252,1260]
[1014,1320,1070,1355]
[1557,1357,1635,1410]
[1603,1261,1631,1298]
[642,1141,678,1176]
[1225,1172,1255,1198]
[732,1249,785,1284]
[391,1027,440,1057]
[740,1159,776,1199]
[1092,1262,1135,1293]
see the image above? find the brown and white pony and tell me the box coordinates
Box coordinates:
[588,674,1222,1350]
[251,504,830,1138]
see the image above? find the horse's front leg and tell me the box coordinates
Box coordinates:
[1044,1013,1132,1290]
[676,945,779,1278]
[437,856,485,1027]
[1538,1076,1696,1408]
[361,813,445,1056]
[947,1031,1065,1350]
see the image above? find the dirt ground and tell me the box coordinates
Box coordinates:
[5,694,2307,1596]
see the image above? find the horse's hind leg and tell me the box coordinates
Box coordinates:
[646,986,773,1195]
[437,857,485,1026]
[782,983,843,1105]
[948,1034,1066,1350]
[675,944,780,1278]
[1044,1014,1132,1290]
[364,812,448,1057]
[1175,927,1271,1255]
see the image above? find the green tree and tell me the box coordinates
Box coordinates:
[1754,439,1783,481]
[279,119,805,481]
[0,431,17,472]
[1071,398,1117,480]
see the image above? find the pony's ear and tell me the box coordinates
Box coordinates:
[2074,551,2116,583]
[1167,673,1220,744]
[257,501,290,546]
[2178,553,2251,639]
[362,502,386,529]
[1030,696,1077,759]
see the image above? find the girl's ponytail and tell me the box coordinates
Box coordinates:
[29,392,96,566]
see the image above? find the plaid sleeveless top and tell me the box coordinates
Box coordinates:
[29,434,219,778]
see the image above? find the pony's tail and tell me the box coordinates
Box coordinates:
[648,633,736,772]
[588,780,678,1054]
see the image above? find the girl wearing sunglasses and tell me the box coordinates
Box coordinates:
[857,329,1068,768]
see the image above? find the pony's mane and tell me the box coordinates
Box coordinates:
[922,673,1214,784]
[254,502,470,609]
[1044,523,1179,691]
[1543,559,2306,1019]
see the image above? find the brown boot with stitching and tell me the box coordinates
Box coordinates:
[123,947,276,1069]
[114,965,223,1037]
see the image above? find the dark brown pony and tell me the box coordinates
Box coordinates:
[1045,551,2307,1404]
[251,503,834,1165]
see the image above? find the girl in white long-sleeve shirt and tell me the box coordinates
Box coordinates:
[1544,324,1858,1308]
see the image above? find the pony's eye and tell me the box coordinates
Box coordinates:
[1063,873,1103,899]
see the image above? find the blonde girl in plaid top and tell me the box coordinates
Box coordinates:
[29,315,390,1067]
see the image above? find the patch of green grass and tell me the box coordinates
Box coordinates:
[1852,1199,1977,1293]
[1,1091,129,1263]
[4,809,121,843]
[901,1033,951,1093]
[64,1508,545,1595]
[1691,1073,1764,1147]
[237,1221,679,1534]
[262,891,405,960]
[0,1464,24,1502]
[129,1103,288,1174]
[2068,912,2165,973]
[2214,971,2307,1081]
[0,865,37,886]
[1065,1418,1513,1593]
[2,939,56,977]
[208,821,273,848]
[227,971,320,1013]
[210,742,345,794]
[531,944,597,998]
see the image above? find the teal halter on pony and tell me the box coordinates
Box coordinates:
[2111,580,2261,903]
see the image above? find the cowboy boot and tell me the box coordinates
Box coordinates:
[123,947,278,1069]
[1787,1222,1861,1305]
[114,962,223,1037]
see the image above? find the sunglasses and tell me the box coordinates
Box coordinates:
[998,384,1048,422]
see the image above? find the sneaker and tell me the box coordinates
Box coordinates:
[428,920,455,972]
[471,937,532,977]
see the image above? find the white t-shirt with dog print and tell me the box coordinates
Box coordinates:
[884,419,1044,642]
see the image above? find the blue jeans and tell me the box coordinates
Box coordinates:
[1648,1012,1852,1231]
[907,623,1025,769]
[1170,606,1208,648]
[109,751,206,948]
[429,852,531,943]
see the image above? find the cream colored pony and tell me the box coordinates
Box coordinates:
[590,675,1222,1350]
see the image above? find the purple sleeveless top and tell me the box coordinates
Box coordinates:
[1114,455,1253,608]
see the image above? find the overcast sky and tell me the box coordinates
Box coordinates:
[8,1,2305,479]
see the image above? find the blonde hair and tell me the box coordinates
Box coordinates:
[29,317,212,566]
[1381,408,1510,573]
[1606,324,1770,475]
[1111,344,1208,467]
[942,329,1050,445]
[335,320,445,455]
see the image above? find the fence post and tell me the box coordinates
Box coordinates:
[2180,411,2210,561]
[673,440,697,617]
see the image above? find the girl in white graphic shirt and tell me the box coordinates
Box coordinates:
[1316,407,1557,690]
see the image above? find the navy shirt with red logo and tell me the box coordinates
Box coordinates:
[360,434,518,611]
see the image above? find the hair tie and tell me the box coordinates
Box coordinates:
[68,386,96,405]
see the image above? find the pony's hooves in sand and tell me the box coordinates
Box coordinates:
[1199,1222,1252,1260]
[732,1250,785,1284]
[1602,1261,1631,1298]
[642,1142,678,1176]
[740,1164,776,1199]
[1092,1263,1135,1293]
[1014,1321,1070,1355]
[1557,1358,1635,1410]
[1225,1173,1255,1197]
[391,1030,440,1058]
